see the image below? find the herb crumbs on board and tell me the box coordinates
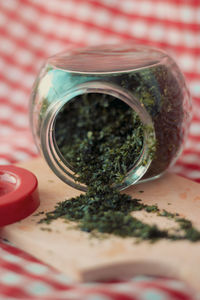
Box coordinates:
[40,227,52,232]
[34,211,45,217]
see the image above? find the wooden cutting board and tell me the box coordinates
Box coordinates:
[1,157,200,291]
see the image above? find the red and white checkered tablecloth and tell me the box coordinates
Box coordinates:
[0,0,200,299]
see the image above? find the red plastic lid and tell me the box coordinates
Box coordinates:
[0,165,40,227]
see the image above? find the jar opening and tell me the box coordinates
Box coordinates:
[40,81,155,191]
[54,93,145,189]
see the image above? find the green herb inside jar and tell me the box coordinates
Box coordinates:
[37,64,186,182]
[55,93,146,189]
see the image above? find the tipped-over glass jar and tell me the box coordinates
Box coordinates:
[30,44,192,191]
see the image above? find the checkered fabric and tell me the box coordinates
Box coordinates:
[0,0,200,299]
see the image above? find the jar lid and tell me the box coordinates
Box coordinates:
[0,165,40,226]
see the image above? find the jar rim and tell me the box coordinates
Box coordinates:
[48,44,168,74]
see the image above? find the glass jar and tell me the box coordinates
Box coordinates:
[30,44,192,191]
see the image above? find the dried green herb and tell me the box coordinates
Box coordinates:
[118,65,185,179]
[39,91,199,242]
[40,193,168,240]
[55,94,145,188]
[158,210,179,218]
[37,63,184,179]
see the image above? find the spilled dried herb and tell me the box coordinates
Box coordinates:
[39,93,200,242]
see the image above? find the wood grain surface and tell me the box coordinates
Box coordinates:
[1,158,200,291]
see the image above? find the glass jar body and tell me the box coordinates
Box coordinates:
[30,45,191,190]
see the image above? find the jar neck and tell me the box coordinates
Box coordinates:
[40,81,155,191]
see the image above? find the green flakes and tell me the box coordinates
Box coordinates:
[39,92,200,243]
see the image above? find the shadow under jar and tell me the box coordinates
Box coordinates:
[30,44,192,191]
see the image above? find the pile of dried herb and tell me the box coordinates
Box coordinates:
[39,93,200,242]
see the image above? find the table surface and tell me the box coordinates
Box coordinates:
[0,0,200,299]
